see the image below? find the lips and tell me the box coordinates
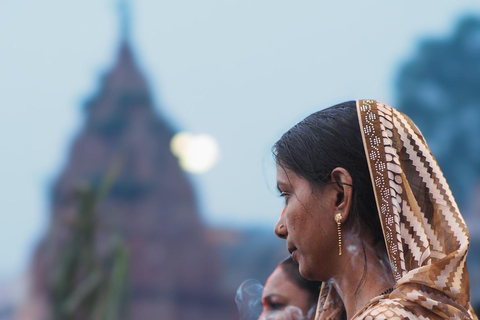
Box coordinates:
[291,250,298,263]
[288,244,297,262]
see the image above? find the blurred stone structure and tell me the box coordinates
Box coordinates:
[27,32,235,319]
[14,4,289,319]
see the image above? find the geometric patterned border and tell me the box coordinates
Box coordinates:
[357,99,405,281]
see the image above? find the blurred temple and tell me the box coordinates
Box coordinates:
[21,13,233,320]
[12,4,286,319]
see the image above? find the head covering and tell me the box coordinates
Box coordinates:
[315,100,477,320]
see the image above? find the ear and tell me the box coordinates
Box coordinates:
[330,167,353,223]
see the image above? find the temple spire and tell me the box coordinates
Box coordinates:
[118,0,132,41]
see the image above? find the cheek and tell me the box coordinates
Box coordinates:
[291,292,313,312]
[262,307,305,320]
[288,207,310,234]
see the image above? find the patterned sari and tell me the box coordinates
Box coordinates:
[315,100,478,320]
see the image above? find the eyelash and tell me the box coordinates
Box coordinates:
[278,192,290,201]
[270,302,285,310]
[279,192,290,204]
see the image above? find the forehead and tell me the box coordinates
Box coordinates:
[276,164,300,185]
[276,164,315,193]
[263,267,294,296]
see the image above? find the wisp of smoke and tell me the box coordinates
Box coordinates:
[235,279,264,320]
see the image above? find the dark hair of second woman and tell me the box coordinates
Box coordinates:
[279,257,321,306]
[272,101,386,292]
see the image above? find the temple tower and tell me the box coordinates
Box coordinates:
[30,2,233,319]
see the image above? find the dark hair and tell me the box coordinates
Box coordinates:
[272,101,385,293]
[279,257,321,305]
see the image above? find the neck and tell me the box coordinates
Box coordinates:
[330,237,395,319]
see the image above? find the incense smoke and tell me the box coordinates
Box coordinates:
[235,279,263,320]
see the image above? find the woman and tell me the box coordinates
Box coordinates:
[273,100,478,319]
[259,257,321,320]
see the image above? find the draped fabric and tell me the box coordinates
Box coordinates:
[315,100,478,320]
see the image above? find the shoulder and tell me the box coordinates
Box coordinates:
[353,298,444,320]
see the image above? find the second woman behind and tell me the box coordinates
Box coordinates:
[260,257,321,320]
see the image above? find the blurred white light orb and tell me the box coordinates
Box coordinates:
[170,132,220,174]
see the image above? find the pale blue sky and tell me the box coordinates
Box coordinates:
[1,0,480,279]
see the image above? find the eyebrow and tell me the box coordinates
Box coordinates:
[262,293,283,304]
[276,182,288,193]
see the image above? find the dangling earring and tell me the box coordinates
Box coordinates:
[335,213,342,256]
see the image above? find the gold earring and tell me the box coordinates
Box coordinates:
[335,213,342,256]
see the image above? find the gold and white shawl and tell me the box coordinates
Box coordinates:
[315,100,478,320]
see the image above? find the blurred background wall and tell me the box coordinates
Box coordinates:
[1,0,480,319]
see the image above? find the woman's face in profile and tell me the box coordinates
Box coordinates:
[259,266,315,320]
[275,165,339,281]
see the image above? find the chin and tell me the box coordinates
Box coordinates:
[298,262,316,281]
[299,260,324,282]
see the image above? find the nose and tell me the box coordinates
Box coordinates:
[274,215,287,239]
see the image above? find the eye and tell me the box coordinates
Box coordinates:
[270,302,285,310]
[278,190,290,198]
[279,192,290,204]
